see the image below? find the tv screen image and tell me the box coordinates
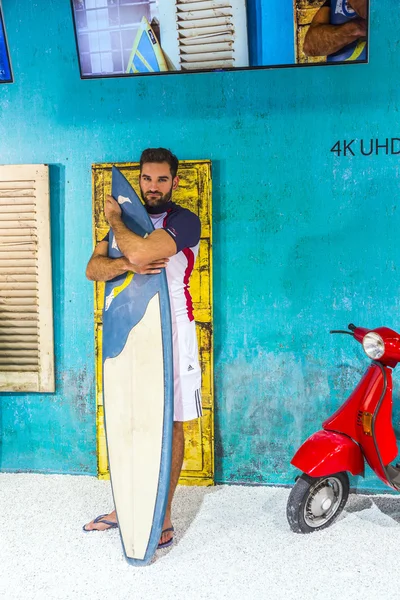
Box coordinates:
[70,0,369,79]
[0,2,12,83]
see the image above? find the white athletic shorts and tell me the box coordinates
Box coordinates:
[172,320,202,422]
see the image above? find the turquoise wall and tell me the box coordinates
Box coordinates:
[0,1,398,491]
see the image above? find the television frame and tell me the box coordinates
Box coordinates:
[0,1,12,84]
[70,0,369,81]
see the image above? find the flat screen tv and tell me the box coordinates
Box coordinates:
[0,2,12,83]
[70,0,369,80]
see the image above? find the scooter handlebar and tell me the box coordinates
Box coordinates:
[329,323,357,335]
[329,330,354,335]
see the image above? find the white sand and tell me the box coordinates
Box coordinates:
[1,473,399,600]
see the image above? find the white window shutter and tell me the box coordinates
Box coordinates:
[0,164,54,392]
[158,0,249,71]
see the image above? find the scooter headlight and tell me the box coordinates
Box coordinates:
[362,332,385,360]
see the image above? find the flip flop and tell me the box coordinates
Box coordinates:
[158,526,174,549]
[82,514,119,532]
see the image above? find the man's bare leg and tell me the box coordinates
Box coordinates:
[84,421,185,546]
[159,421,184,545]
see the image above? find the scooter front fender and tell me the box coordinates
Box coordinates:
[291,430,364,477]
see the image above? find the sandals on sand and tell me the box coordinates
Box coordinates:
[158,526,174,549]
[82,514,118,532]
[83,516,174,549]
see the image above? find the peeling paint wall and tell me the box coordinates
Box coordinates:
[0,2,398,491]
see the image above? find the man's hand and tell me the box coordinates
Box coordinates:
[123,256,169,275]
[85,239,169,282]
[349,17,367,38]
[104,195,122,226]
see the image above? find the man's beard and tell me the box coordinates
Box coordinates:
[140,185,173,208]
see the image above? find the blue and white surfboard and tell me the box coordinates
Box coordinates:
[102,166,173,566]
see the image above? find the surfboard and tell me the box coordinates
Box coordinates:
[102,166,173,566]
[126,16,169,74]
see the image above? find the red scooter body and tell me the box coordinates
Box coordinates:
[291,326,400,489]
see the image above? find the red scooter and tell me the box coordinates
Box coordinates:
[287,323,400,533]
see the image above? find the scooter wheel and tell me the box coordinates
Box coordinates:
[286,472,349,533]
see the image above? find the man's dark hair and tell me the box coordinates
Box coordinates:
[140,148,179,179]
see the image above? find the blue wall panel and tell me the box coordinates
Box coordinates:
[247,0,295,66]
[0,1,398,492]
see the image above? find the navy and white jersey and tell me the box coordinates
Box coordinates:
[103,201,201,324]
[323,0,367,62]
[149,202,200,324]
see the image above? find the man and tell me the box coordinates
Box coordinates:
[303,0,367,63]
[83,148,202,549]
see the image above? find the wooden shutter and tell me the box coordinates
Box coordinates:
[0,164,54,392]
[158,0,249,71]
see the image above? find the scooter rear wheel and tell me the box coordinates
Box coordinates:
[286,472,349,533]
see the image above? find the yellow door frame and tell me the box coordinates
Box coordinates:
[91,160,214,486]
